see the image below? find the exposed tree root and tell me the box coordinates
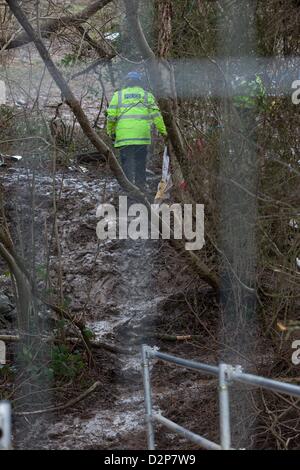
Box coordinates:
[14,381,101,416]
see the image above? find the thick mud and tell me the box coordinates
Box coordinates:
[1,160,216,450]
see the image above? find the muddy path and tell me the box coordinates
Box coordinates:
[0,159,218,450]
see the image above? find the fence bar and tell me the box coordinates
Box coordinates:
[147,349,219,376]
[142,346,300,451]
[219,364,231,450]
[152,413,222,450]
[0,401,12,450]
[232,370,300,398]
[142,345,155,450]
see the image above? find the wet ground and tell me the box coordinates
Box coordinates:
[1,160,216,450]
[0,40,213,448]
[0,37,220,446]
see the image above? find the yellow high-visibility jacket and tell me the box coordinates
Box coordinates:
[106,86,167,148]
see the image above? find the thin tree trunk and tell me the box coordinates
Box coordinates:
[5,0,219,292]
[156,0,173,58]
[5,0,147,203]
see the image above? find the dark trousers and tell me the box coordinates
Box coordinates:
[120,145,148,189]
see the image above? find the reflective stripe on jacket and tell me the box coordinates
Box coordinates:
[106,86,167,147]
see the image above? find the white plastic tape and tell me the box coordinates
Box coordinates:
[0,340,5,366]
[162,146,170,182]
[0,402,11,450]
[0,81,6,105]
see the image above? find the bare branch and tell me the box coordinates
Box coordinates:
[5,0,147,204]
[2,0,113,50]
[15,381,101,415]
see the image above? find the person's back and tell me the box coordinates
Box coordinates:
[106,71,167,189]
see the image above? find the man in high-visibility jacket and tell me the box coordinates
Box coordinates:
[107,71,167,189]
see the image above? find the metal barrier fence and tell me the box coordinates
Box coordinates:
[141,345,300,450]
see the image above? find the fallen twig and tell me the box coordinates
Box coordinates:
[0,335,20,342]
[68,337,134,355]
[139,332,203,342]
[15,381,101,416]
[1,334,133,356]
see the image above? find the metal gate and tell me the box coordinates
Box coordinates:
[141,345,300,450]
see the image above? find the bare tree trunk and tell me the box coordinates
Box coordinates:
[156,0,173,58]
[5,0,219,292]
[124,0,186,176]
[0,237,32,333]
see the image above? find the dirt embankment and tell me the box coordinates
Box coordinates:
[0,41,219,451]
[0,157,221,450]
